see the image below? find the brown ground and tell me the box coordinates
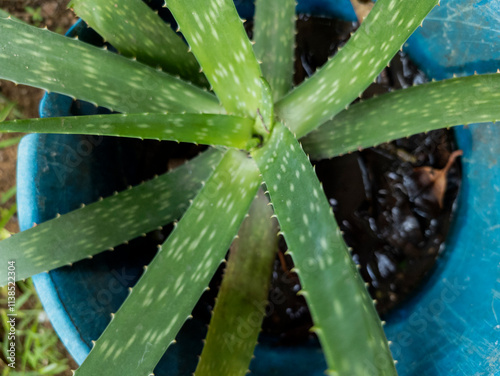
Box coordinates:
[0,0,78,115]
[0,132,21,233]
[0,1,78,374]
[0,0,76,231]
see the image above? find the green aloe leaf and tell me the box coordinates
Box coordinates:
[75,148,261,376]
[252,123,395,376]
[275,0,439,137]
[253,0,296,101]
[0,17,220,114]
[166,0,263,117]
[302,73,500,159]
[195,189,278,376]
[69,0,208,87]
[0,149,223,286]
[0,113,254,149]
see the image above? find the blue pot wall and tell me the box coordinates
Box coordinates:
[385,1,500,375]
[16,1,500,375]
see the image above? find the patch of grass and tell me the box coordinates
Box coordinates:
[0,138,23,150]
[0,203,16,235]
[0,280,71,375]
[0,95,21,233]
[1,187,16,206]
[0,95,24,122]
[0,97,71,375]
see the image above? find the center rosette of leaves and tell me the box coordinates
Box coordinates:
[248,78,276,150]
[249,111,274,149]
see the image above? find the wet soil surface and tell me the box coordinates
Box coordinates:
[260,16,462,343]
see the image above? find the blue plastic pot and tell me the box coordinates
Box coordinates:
[17,0,500,375]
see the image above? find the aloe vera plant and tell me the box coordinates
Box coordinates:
[0,0,499,375]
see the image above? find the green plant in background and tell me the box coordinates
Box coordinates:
[0,99,58,375]
[0,98,20,241]
[0,280,70,375]
[24,6,43,27]
[0,0,498,374]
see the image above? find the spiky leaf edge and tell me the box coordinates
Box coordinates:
[166,0,263,117]
[195,189,278,376]
[252,123,396,376]
[0,149,223,285]
[0,17,220,115]
[0,113,254,149]
[69,0,208,87]
[275,0,439,137]
[74,148,261,376]
[253,0,296,101]
[302,73,500,158]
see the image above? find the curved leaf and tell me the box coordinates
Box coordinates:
[252,123,395,376]
[195,189,278,376]
[253,0,296,101]
[0,149,223,285]
[69,0,208,87]
[167,0,262,117]
[0,17,221,114]
[275,0,439,137]
[302,73,500,159]
[74,148,261,376]
[0,113,254,149]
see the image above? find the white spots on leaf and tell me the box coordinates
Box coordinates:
[302,213,309,226]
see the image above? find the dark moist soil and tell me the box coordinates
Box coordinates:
[259,15,462,343]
